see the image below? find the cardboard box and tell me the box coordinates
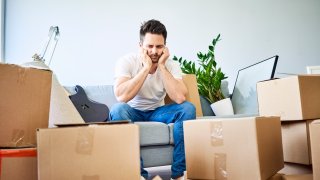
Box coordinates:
[0,148,37,180]
[0,63,52,147]
[278,162,312,175]
[310,120,320,180]
[165,74,203,117]
[20,60,84,128]
[282,174,313,180]
[281,120,314,165]
[184,116,284,180]
[37,124,140,180]
[48,73,84,127]
[257,75,320,120]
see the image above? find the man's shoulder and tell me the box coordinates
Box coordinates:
[166,58,180,68]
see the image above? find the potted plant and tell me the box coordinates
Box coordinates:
[173,34,233,115]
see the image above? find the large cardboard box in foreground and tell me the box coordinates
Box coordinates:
[257,75,320,120]
[0,148,37,180]
[184,116,284,180]
[37,124,140,180]
[281,120,314,165]
[310,120,320,180]
[0,63,52,147]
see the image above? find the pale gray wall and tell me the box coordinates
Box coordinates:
[4,0,320,91]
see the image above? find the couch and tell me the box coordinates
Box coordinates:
[65,74,205,168]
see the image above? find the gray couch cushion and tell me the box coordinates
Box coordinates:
[135,122,170,146]
[141,146,173,167]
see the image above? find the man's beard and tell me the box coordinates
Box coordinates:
[149,54,160,63]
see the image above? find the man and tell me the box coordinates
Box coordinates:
[110,19,196,180]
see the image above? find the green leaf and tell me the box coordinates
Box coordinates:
[173,34,227,103]
[209,45,213,52]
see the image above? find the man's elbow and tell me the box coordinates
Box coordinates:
[116,95,129,103]
[175,94,186,104]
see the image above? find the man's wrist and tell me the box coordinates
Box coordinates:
[158,64,167,71]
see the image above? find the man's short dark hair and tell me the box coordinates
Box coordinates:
[140,19,167,44]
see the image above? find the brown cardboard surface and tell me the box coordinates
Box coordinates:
[310,120,320,180]
[37,124,140,180]
[278,162,312,175]
[19,61,84,128]
[184,116,283,180]
[0,64,52,147]
[182,74,203,117]
[267,173,285,180]
[257,75,320,120]
[283,174,313,180]
[165,74,203,117]
[48,74,84,127]
[281,120,314,165]
[0,148,37,180]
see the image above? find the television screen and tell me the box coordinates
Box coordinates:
[231,55,278,115]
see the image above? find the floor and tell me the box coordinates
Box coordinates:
[146,165,172,180]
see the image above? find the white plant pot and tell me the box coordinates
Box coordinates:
[210,98,234,116]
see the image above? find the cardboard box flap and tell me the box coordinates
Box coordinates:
[54,120,131,127]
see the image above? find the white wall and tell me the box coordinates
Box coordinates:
[4,0,320,91]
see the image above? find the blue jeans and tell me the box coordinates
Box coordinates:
[109,101,196,179]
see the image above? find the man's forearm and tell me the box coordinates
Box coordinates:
[158,65,187,104]
[114,67,149,102]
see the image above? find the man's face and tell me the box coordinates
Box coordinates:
[140,33,165,63]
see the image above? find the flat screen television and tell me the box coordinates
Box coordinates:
[231,55,278,115]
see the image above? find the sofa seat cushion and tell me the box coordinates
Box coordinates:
[135,122,170,146]
[141,145,173,167]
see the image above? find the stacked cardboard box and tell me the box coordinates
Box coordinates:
[184,116,284,179]
[257,75,320,178]
[0,63,53,179]
[309,120,320,180]
[0,63,52,147]
[37,123,140,180]
[0,148,37,180]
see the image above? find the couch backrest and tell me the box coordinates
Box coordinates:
[64,74,203,117]
[64,85,118,110]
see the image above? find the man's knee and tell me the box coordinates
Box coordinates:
[109,102,131,120]
[180,101,196,120]
[110,102,129,112]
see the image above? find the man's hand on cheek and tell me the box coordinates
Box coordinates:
[139,47,152,69]
[158,47,170,65]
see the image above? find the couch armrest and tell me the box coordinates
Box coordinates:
[164,74,203,117]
